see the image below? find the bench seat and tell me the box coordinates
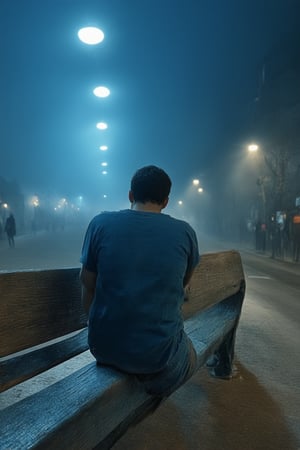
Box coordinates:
[0,292,243,450]
[0,250,245,449]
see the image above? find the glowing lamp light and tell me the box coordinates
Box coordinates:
[198,187,203,193]
[99,145,108,151]
[31,196,39,207]
[101,162,108,167]
[78,27,104,45]
[193,179,200,186]
[102,170,108,175]
[93,86,110,98]
[103,194,107,198]
[248,143,259,152]
[96,122,108,130]
[178,200,183,205]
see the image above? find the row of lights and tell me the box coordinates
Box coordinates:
[78,27,110,179]
[78,27,207,208]
[178,179,204,206]
[178,142,259,207]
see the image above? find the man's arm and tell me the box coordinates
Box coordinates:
[79,266,97,315]
[183,269,195,288]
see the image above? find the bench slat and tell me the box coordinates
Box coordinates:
[182,250,244,319]
[0,268,87,357]
[0,293,243,450]
[0,329,88,393]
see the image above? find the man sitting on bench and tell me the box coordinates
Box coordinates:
[79,165,200,399]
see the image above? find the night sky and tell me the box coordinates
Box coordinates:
[0,0,298,211]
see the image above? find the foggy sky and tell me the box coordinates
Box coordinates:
[0,0,299,210]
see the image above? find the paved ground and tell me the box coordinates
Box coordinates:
[1,227,299,449]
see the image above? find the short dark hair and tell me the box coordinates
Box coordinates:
[130,165,172,204]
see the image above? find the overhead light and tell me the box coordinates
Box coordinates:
[78,27,104,45]
[93,86,110,98]
[96,122,108,130]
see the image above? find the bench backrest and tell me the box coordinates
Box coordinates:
[0,250,245,393]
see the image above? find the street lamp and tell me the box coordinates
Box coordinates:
[248,143,259,152]
[198,187,203,193]
[246,143,268,222]
[78,27,104,45]
[93,86,110,98]
[192,179,199,186]
[96,122,108,130]
[99,145,108,151]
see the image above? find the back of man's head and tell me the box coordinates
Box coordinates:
[130,165,172,205]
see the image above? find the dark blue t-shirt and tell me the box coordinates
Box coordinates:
[80,209,200,374]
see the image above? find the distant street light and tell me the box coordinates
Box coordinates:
[99,145,108,151]
[192,179,200,186]
[178,200,183,205]
[198,187,203,193]
[101,162,108,167]
[93,86,110,98]
[248,143,259,152]
[102,170,108,175]
[78,27,104,45]
[96,122,108,130]
[31,196,39,207]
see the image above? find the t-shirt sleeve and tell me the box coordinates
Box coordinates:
[80,219,98,273]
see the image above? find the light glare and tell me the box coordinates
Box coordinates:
[248,144,259,152]
[101,162,108,167]
[93,86,110,98]
[193,179,200,186]
[99,145,108,151]
[78,27,104,45]
[96,122,108,130]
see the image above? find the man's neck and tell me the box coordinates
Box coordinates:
[131,202,163,213]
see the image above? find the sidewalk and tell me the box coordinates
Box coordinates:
[196,231,300,273]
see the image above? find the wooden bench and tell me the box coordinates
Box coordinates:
[0,250,245,450]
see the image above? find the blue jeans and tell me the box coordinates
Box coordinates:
[136,331,197,397]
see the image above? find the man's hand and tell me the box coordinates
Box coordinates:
[184,285,190,302]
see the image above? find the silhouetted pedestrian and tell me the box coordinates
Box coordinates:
[4,213,16,248]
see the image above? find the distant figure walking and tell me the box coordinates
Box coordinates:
[4,213,16,248]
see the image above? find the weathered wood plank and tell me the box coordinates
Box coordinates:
[182,250,244,319]
[0,295,242,450]
[0,328,88,393]
[0,268,87,357]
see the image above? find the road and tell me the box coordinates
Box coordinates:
[1,227,299,449]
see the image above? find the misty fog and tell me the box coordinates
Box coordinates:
[1,0,300,270]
